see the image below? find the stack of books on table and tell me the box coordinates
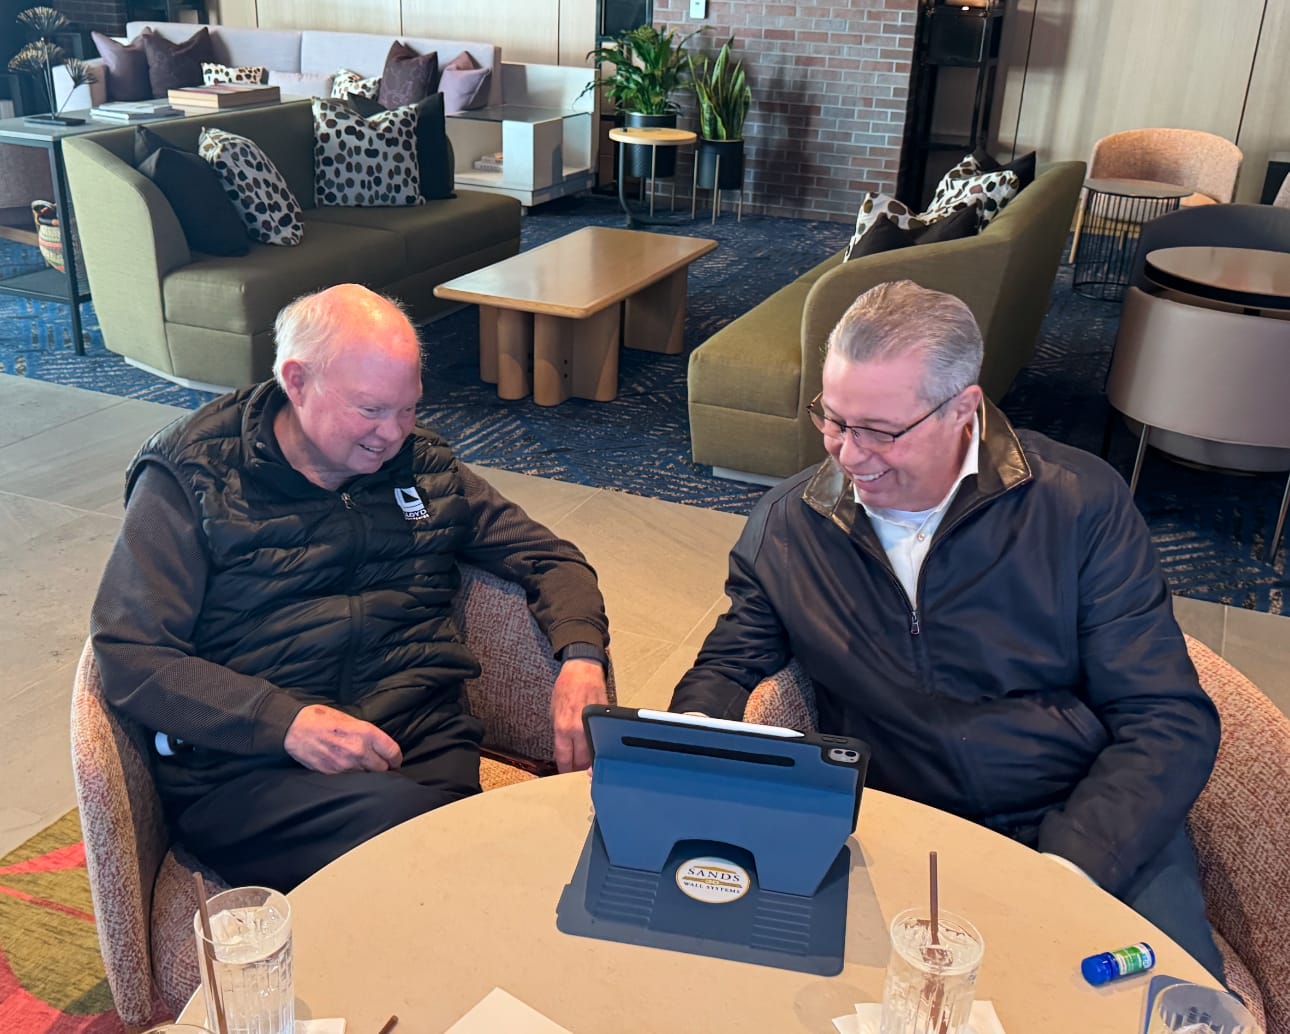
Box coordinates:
[91,100,183,122]
[473,151,504,173]
[167,84,281,110]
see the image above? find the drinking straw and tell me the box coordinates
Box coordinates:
[929,850,940,945]
[377,1016,400,1034]
[193,873,230,1034]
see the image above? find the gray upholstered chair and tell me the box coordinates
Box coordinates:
[70,563,614,1025]
[742,640,1284,1031]
[1127,202,1290,294]
[1107,287,1290,561]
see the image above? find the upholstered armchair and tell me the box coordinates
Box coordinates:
[1070,128,1242,261]
[70,563,614,1026]
[742,640,1288,1032]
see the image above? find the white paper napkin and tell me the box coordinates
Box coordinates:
[445,987,572,1033]
[834,1000,1006,1034]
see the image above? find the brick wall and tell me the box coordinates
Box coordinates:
[56,0,129,37]
[651,0,916,222]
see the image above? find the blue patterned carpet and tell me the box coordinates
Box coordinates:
[1,195,1284,612]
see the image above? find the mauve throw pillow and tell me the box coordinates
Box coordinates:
[347,92,454,200]
[379,41,437,109]
[91,32,150,101]
[142,27,215,98]
[137,145,250,256]
[440,67,490,114]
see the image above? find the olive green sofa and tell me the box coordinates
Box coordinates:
[688,160,1087,481]
[62,101,521,390]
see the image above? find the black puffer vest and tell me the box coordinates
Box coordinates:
[127,382,481,737]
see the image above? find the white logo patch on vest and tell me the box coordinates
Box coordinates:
[395,486,429,520]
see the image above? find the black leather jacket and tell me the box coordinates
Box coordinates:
[671,402,1219,895]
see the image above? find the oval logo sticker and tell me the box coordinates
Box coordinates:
[675,856,750,904]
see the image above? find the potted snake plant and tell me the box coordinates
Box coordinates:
[690,37,752,192]
[585,23,700,180]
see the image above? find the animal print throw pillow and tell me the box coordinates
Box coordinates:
[843,192,928,261]
[312,99,422,207]
[202,62,267,85]
[331,68,382,100]
[198,127,304,245]
[931,168,1021,227]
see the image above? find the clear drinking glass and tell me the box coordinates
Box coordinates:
[878,907,984,1034]
[193,886,294,1034]
[142,1027,216,1034]
[1148,982,1263,1034]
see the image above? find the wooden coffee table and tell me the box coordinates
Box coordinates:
[434,227,717,405]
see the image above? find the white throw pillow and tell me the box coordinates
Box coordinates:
[929,153,983,210]
[312,99,422,207]
[198,128,304,246]
[268,70,336,98]
[331,68,381,100]
[932,169,1021,227]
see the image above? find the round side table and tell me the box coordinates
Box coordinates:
[608,126,697,226]
[1072,178,1190,301]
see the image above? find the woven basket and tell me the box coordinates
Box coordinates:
[30,199,75,274]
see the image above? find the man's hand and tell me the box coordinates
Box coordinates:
[284,704,403,774]
[551,658,607,773]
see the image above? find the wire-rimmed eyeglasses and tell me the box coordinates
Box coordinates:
[806,391,957,448]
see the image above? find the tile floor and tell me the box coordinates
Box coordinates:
[2,374,1287,859]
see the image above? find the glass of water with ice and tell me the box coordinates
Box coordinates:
[1148,983,1263,1034]
[877,907,984,1034]
[193,886,294,1034]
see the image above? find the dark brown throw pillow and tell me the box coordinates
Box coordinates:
[379,41,438,109]
[133,129,250,256]
[142,27,215,98]
[973,146,1037,191]
[91,32,150,102]
[346,92,454,200]
[847,205,979,260]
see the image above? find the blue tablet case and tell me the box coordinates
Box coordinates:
[555,707,869,975]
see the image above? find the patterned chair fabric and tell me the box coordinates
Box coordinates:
[1185,635,1288,1033]
[1274,172,1290,210]
[70,563,613,1024]
[741,640,1283,1028]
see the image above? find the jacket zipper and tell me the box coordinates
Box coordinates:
[337,491,365,703]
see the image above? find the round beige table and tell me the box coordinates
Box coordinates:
[1145,245,1290,312]
[182,774,1218,1033]
[608,126,697,225]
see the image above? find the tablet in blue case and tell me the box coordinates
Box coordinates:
[555,706,870,974]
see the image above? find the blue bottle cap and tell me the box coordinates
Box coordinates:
[1081,954,1114,986]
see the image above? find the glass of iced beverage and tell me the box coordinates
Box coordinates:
[1148,983,1262,1034]
[878,907,984,1034]
[193,886,294,1034]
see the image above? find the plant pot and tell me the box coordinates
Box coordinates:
[696,138,744,191]
[622,112,679,180]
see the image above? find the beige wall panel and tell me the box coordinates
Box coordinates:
[256,0,400,34]
[401,0,560,65]
[210,0,258,27]
[559,0,598,67]
[993,0,1261,168]
[1234,0,1290,202]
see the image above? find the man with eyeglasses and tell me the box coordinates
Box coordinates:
[671,280,1224,980]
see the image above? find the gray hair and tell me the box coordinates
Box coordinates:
[824,280,984,404]
[272,286,412,388]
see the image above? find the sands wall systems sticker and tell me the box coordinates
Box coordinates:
[675,856,750,903]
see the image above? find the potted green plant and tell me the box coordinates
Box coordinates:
[585,23,700,180]
[690,37,751,193]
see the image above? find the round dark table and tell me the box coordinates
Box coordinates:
[1145,246,1290,312]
